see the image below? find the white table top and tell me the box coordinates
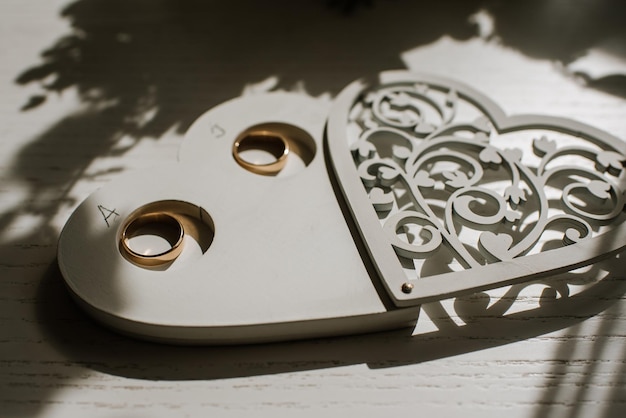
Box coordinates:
[2,1,625,417]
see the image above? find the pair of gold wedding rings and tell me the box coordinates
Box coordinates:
[119,131,289,266]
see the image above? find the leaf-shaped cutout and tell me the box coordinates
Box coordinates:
[351,141,376,162]
[504,185,527,205]
[445,89,458,107]
[414,170,435,188]
[478,232,514,261]
[442,171,470,189]
[504,210,522,223]
[502,148,523,162]
[398,111,416,126]
[370,187,394,212]
[390,92,412,107]
[472,116,491,133]
[532,136,557,156]
[414,121,436,136]
[362,114,379,130]
[587,180,611,200]
[596,150,625,175]
[392,145,411,163]
[378,166,400,186]
[479,147,502,165]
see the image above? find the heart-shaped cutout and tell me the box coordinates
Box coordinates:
[478,231,514,262]
[327,71,626,306]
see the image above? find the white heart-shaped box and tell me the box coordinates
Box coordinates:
[327,71,626,307]
[57,93,419,344]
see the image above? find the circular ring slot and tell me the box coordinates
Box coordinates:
[232,130,290,175]
[121,211,184,267]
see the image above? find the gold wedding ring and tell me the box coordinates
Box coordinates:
[233,130,289,175]
[120,211,184,267]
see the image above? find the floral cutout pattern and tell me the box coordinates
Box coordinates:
[345,81,626,285]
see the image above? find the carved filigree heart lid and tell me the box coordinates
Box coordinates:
[327,70,626,307]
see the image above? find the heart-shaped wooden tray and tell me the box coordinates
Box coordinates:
[327,71,626,307]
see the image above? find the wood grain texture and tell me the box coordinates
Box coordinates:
[1,1,625,417]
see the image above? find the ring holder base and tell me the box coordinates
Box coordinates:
[57,93,419,344]
[58,74,626,344]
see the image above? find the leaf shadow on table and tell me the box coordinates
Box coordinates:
[15,0,626,135]
[3,0,483,254]
[15,0,483,137]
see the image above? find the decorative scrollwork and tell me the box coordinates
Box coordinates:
[347,82,626,282]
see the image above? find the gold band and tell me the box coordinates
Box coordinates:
[233,130,289,175]
[120,212,184,266]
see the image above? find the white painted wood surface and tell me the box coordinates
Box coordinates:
[1,1,625,417]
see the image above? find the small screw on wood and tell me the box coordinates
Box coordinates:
[401,282,414,294]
